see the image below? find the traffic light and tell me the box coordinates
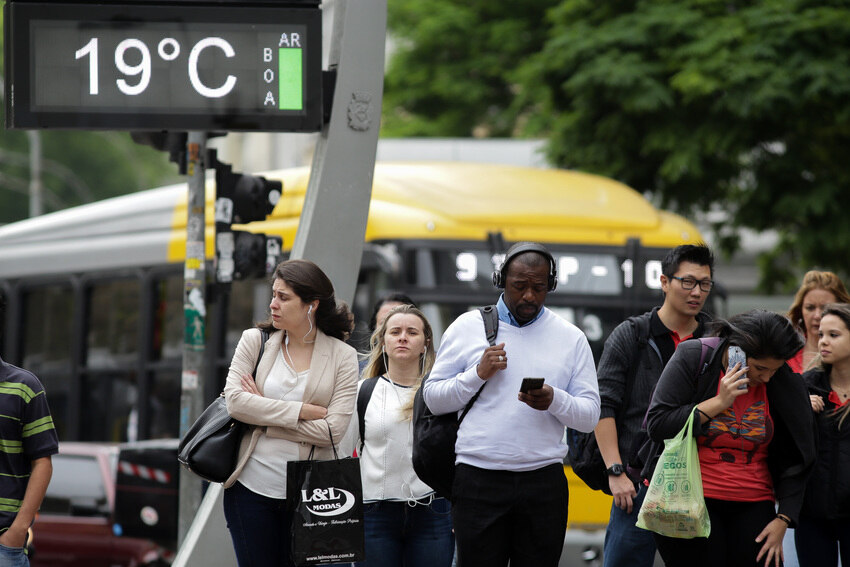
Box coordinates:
[213,156,283,283]
[216,230,282,282]
[215,162,282,225]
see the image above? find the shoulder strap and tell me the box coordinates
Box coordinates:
[631,314,651,351]
[251,329,269,380]
[479,305,499,346]
[460,305,499,424]
[697,336,722,376]
[619,314,652,425]
[357,377,380,452]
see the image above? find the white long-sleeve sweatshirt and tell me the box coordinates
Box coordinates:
[357,377,434,502]
[423,307,600,472]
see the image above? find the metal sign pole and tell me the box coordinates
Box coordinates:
[289,0,387,303]
[172,0,386,562]
[178,131,208,546]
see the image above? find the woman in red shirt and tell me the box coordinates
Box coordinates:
[786,271,850,374]
[645,310,816,567]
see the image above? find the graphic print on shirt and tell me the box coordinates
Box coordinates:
[703,400,772,465]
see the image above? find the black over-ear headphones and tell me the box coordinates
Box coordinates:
[492,242,558,292]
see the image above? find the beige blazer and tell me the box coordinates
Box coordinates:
[222,327,358,489]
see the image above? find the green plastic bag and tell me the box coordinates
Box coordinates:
[636,410,711,539]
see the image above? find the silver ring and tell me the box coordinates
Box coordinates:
[498,355,504,362]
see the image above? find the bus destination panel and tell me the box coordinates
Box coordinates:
[433,249,664,295]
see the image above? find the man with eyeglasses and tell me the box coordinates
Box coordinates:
[593,243,715,567]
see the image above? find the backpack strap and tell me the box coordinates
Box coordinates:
[620,314,652,423]
[479,305,499,346]
[460,305,500,424]
[697,337,722,376]
[357,376,380,453]
[639,334,718,432]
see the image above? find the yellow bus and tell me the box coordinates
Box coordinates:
[0,161,711,532]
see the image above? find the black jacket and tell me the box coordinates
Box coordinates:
[596,308,711,466]
[801,368,850,519]
[644,338,816,525]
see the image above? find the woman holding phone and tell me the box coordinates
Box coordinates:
[644,310,816,567]
[796,303,850,566]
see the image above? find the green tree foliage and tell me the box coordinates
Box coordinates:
[0,17,183,224]
[383,0,850,290]
[382,0,553,137]
[520,0,850,290]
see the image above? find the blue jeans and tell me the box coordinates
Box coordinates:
[0,543,29,567]
[355,498,454,567]
[603,483,656,567]
[223,481,292,567]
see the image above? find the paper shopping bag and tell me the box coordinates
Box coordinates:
[286,454,365,565]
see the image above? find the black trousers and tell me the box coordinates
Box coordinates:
[452,463,568,567]
[654,498,779,567]
[795,513,850,567]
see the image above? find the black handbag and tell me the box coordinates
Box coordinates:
[287,427,365,565]
[411,306,496,499]
[177,329,268,483]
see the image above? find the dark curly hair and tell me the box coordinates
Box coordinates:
[258,259,353,341]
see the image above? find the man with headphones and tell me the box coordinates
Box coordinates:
[423,241,600,567]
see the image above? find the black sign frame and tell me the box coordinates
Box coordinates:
[4,2,323,131]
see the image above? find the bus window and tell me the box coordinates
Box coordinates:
[226,280,267,355]
[22,284,73,439]
[147,369,180,439]
[152,276,184,361]
[80,370,137,442]
[23,284,74,374]
[86,279,140,369]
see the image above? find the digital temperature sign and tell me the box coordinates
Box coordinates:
[4,2,323,131]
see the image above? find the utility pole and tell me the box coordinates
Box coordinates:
[172,0,385,562]
[27,131,43,217]
[178,131,208,546]
[290,0,386,302]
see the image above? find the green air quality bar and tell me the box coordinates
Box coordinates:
[278,48,303,110]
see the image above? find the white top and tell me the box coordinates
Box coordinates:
[358,377,435,502]
[238,348,308,498]
[423,308,600,472]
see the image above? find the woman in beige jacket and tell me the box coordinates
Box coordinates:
[223,259,358,567]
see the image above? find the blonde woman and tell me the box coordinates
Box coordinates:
[354,304,453,567]
[786,271,850,373]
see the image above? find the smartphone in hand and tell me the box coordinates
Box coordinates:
[727,346,748,390]
[520,377,545,394]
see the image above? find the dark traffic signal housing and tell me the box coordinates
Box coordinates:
[212,153,283,283]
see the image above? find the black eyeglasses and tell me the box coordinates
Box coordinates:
[671,276,714,292]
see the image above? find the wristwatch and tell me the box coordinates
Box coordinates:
[606,463,625,476]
